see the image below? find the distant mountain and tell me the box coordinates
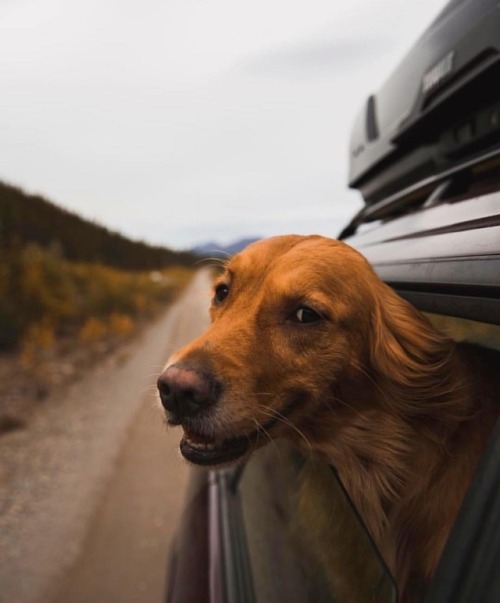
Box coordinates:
[192,237,260,257]
[0,181,195,270]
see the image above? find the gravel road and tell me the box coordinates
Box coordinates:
[0,269,213,603]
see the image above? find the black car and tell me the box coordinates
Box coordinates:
[167,1,500,601]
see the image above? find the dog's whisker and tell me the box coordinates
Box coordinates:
[322,395,357,414]
[251,418,283,460]
[251,402,313,454]
[191,255,231,271]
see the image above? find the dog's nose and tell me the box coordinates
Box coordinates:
[157,365,216,421]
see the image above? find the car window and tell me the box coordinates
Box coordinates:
[238,441,397,603]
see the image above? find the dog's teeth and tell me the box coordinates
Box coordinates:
[185,438,217,450]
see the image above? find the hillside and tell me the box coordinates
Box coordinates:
[0,181,194,270]
[0,180,194,352]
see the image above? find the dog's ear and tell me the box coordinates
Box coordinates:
[369,283,460,421]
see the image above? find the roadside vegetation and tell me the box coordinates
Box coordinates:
[0,242,190,355]
[0,181,195,432]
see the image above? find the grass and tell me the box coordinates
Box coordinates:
[0,242,193,360]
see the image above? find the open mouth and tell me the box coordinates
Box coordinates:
[179,395,304,466]
[180,431,253,466]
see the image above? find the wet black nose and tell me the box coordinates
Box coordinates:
[157,364,217,422]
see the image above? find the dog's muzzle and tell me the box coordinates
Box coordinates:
[157,364,218,424]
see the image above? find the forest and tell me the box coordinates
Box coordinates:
[0,181,194,270]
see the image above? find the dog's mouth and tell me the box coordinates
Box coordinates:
[180,430,254,466]
[180,395,304,466]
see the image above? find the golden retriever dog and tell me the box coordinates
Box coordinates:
[157,234,498,602]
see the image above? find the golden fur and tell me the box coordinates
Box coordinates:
[160,234,498,602]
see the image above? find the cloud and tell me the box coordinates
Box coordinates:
[239,34,396,79]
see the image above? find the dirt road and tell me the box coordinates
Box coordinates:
[0,269,213,603]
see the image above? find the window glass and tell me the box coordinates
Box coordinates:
[425,313,500,351]
[237,315,499,603]
[238,441,396,603]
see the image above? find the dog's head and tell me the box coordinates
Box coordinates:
[157,234,451,466]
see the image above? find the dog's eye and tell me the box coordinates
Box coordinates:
[214,283,230,304]
[294,307,321,324]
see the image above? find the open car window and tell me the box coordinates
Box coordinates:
[236,442,397,603]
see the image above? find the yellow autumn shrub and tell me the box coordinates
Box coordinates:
[20,320,56,368]
[1,243,192,353]
[109,313,135,336]
[78,317,108,343]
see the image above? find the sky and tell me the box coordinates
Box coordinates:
[0,0,447,251]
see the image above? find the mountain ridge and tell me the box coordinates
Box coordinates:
[192,237,260,257]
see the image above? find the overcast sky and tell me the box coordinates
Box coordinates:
[0,0,446,250]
